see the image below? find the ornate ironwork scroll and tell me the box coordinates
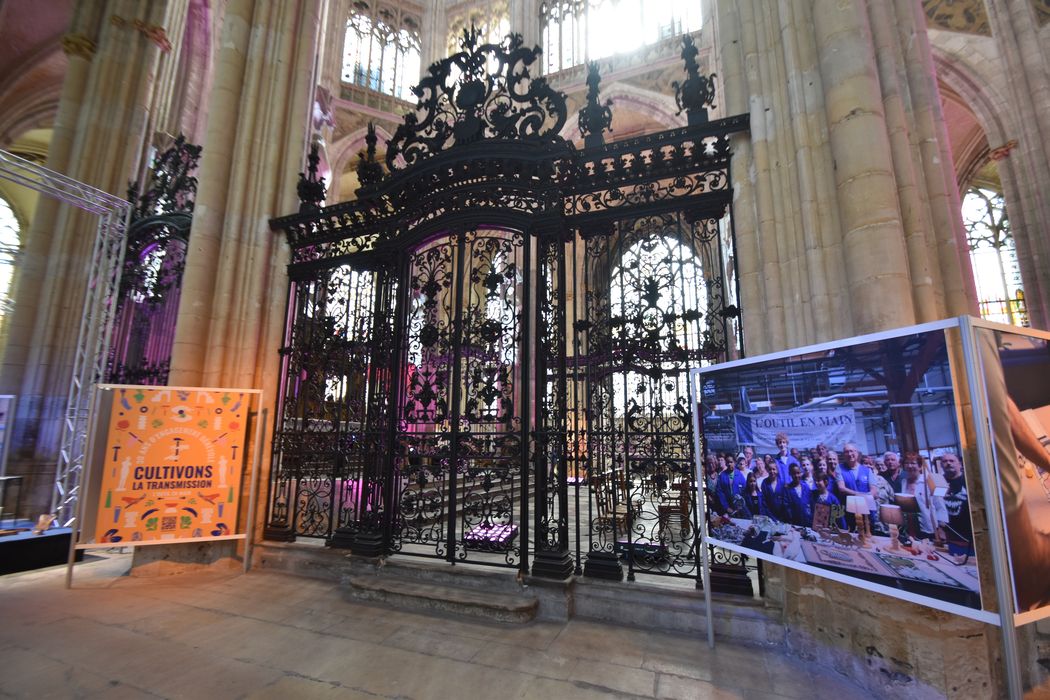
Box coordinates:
[392,229,526,567]
[386,28,567,169]
[107,135,201,385]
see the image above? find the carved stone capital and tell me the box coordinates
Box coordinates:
[60,33,97,60]
[110,15,173,53]
[989,139,1019,161]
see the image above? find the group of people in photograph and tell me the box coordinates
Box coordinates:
[703,432,974,551]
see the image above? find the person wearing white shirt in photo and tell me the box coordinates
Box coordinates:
[900,452,948,540]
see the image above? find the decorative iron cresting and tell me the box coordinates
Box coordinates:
[577,62,612,149]
[672,34,716,126]
[128,133,202,219]
[386,28,568,169]
[356,122,385,187]
[268,32,752,590]
[107,134,201,385]
[297,141,327,213]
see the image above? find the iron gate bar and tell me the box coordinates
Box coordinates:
[519,234,532,576]
[446,232,467,562]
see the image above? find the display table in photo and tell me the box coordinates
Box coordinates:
[712,516,980,607]
[795,533,980,607]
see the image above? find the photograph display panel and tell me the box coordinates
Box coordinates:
[700,327,983,614]
[975,326,1050,619]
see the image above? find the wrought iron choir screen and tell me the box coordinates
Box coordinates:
[266,30,749,586]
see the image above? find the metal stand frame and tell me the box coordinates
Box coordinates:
[65,386,265,587]
[689,367,715,648]
[0,149,131,528]
[960,316,1024,700]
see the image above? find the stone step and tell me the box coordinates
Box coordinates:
[345,571,539,624]
[358,556,525,593]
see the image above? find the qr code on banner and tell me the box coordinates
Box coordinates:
[161,516,177,531]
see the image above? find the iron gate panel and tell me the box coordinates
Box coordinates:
[568,211,750,582]
[394,229,527,567]
[267,30,754,589]
[265,261,398,543]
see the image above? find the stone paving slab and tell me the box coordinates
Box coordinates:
[0,552,882,700]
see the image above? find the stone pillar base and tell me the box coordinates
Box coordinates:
[130,540,239,577]
[583,551,624,581]
[263,524,296,542]
[531,549,574,579]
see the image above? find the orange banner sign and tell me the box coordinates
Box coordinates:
[93,387,249,544]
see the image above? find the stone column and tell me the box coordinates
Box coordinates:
[812,0,916,334]
[420,1,447,68]
[169,0,317,389]
[984,0,1050,329]
[512,0,541,48]
[717,0,978,350]
[166,0,320,545]
[0,0,185,515]
[320,0,350,92]
[714,1,994,695]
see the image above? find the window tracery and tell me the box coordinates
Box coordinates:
[342,1,422,100]
[963,186,1026,326]
[540,0,701,73]
[446,0,510,57]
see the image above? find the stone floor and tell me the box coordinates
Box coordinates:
[0,551,883,700]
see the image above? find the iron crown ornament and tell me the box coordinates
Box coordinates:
[386,27,569,170]
[672,34,716,126]
[577,62,613,149]
[297,142,327,213]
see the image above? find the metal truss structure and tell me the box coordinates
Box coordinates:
[0,149,131,526]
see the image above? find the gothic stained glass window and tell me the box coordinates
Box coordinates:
[962,186,1026,327]
[540,0,702,73]
[342,1,422,100]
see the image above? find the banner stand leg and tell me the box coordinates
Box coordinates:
[689,369,715,648]
[960,316,1023,699]
[243,408,266,575]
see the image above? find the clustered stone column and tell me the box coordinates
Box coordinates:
[983,0,1050,329]
[168,0,319,393]
[716,0,979,358]
[714,0,989,696]
[165,0,320,543]
[0,0,184,514]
